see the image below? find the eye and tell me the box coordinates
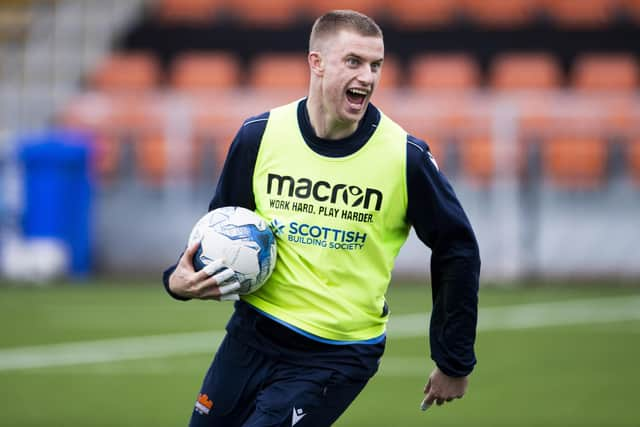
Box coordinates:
[371,62,382,72]
[346,57,360,67]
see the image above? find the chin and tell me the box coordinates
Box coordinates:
[343,105,367,122]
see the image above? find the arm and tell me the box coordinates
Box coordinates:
[162,113,269,300]
[405,135,481,408]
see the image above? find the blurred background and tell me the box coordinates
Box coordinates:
[1,2,640,427]
[1,0,640,282]
[2,0,640,283]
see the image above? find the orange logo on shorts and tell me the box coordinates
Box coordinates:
[195,393,213,415]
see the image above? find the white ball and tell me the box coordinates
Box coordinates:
[188,206,277,295]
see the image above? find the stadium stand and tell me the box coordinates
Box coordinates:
[153,0,225,24]
[169,51,242,91]
[622,0,640,23]
[306,0,386,19]
[571,53,640,91]
[386,0,460,28]
[459,0,539,28]
[18,0,636,192]
[135,130,167,185]
[248,53,309,90]
[226,0,304,28]
[489,52,563,90]
[89,52,161,92]
[459,136,495,185]
[58,100,122,182]
[377,54,401,89]
[4,0,640,281]
[629,138,640,184]
[541,136,609,189]
[190,94,239,170]
[408,53,481,91]
[541,0,618,28]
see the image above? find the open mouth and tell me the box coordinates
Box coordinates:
[346,88,369,108]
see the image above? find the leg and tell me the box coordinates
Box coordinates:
[188,334,270,427]
[243,365,369,427]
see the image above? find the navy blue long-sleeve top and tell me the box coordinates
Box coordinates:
[200,99,481,376]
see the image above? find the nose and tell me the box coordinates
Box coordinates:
[357,66,375,86]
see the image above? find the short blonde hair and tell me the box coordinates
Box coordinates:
[309,10,383,51]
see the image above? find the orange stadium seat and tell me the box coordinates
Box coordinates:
[490,52,563,90]
[409,53,480,91]
[135,129,205,185]
[59,97,132,183]
[515,94,556,138]
[104,95,163,132]
[104,96,164,183]
[192,121,240,178]
[90,52,161,93]
[154,0,224,23]
[227,0,303,27]
[170,51,242,91]
[423,138,447,167]
[305,0,386,18]
[540,0,617,28]
[92,133,123,182]
[248,53,309,90]
[600,96,638,137]
[398,112,471,175]
[386,0,461,28]
[61,104,122,181]
[621,0,640,23]
[377,54,402,90]
[571,53,640,92]
[135,131,168,185]
[189,94,244,176]
[541,136,608,189]
[459,0,540,28]
[459,136,494,185]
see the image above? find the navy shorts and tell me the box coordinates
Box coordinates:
[188,302,385,427]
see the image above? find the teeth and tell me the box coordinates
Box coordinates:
[348,88,368,96]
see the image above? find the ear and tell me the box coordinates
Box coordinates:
[308,51,324,77]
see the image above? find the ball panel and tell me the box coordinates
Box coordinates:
[186,206,277,295]
[192,245,207,271]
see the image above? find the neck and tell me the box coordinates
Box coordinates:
[306,93,359,140]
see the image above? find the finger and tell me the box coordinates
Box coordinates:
[177,242,201,272]
[420,396,431,412]
[423,378,432,394]
[220,293,240,301]
[423,389,436,406]
[218,280,241,296]
[202,259,226,276]
[183,240,201,259]
[211,267,235,284]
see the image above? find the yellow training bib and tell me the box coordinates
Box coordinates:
[243,100,410,341]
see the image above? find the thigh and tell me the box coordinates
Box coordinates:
[243,366,370,427]
[188,334,270,427]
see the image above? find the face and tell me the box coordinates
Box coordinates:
[313,30,384,128]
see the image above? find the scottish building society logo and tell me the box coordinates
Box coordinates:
[267,173,383,211]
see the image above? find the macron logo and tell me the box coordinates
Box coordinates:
[292,407,306,426]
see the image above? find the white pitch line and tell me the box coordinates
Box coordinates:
[386,295,640,338]
[1,295,639,372]
[0,331,225,372]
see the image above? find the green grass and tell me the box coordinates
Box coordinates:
[1,280,639,426]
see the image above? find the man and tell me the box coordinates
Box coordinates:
[164,9,480,427]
